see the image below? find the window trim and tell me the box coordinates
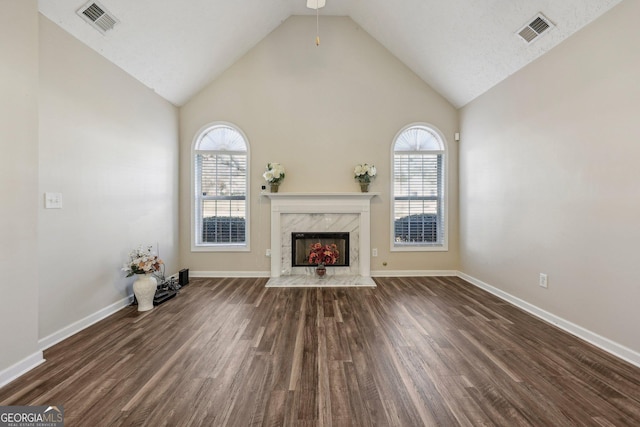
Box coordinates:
[191,122,251,252]
[390,122,449,252]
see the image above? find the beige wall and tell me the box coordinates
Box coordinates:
[180,16,459,273]
[459,1,640,353]
[38,16,179,338]
[0,0,40,372]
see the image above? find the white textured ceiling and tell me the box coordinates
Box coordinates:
[38,0,622,107]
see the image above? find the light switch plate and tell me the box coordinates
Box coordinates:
[45,192,63,209]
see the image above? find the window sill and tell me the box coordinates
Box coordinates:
[191,244,250,253]
[391,244,448,252]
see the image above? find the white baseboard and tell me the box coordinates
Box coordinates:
[38,295,134,351]
[190,271,270,278]
[0,351,45,388]
[371,270,458,277]
[191,270,459,279]
[457,271,640,369]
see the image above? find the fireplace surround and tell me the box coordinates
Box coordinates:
[263,192,377,287]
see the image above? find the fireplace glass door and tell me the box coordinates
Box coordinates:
[291,232,349,267]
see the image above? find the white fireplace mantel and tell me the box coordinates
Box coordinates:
[263,192,379,285]
[263,192,379,201]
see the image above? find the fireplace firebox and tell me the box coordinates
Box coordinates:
[291,232,350,267]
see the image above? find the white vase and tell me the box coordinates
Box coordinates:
[133,273,156,312]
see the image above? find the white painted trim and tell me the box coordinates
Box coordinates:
[190,121,251,253]
[190,270,270,278]
[372,270,458,277]
[390,245,449,252]
[190,245,251,253]
[189,270,459,278]
[457,271,640,369]
[390,123,450,253]
[38,295,134,351]
[262,192,379,200]
[0,351,45,388]
[192,270,460,278]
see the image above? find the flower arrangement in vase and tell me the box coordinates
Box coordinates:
[122,246,163,277]
[309,242,339,276]
[122,246,163,312]
[263,163,286,192]
[354,163,377,192]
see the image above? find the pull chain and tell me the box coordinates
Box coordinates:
[315,0,320,46]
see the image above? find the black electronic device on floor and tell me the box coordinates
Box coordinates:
[179,268,189,287]
[153,277,179,306]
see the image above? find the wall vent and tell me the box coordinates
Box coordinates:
[517,13,553,44]
[77,1,118,34]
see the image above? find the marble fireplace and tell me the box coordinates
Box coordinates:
[264,193,377,287]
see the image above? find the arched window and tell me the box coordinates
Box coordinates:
[192,123,249,251]
[391,124,447,251]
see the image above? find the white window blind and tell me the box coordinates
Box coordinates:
[392,125,446,249]
[193,125,248,248]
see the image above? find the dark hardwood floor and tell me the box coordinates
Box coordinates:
[1,277,639,426]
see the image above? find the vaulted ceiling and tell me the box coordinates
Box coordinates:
[38,0,622,107]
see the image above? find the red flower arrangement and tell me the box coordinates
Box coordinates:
[308,242,339,266]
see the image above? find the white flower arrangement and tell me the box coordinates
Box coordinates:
[263,163,286,185]
[354,163,377,183]
[122,246,164,277]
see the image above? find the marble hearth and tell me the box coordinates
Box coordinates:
[263,193,378,287]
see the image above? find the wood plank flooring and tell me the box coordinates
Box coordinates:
[1,276,639,426]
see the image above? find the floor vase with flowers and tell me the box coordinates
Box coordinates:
[133,273,157,312]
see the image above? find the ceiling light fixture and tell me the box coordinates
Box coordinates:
[306,0,326,46]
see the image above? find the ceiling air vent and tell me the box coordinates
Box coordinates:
[77,1,118,34]
[517,13,553,44]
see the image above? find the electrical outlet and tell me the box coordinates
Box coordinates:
[266,249,271,257]
[372,248,378,257]
[539,273,548,288]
